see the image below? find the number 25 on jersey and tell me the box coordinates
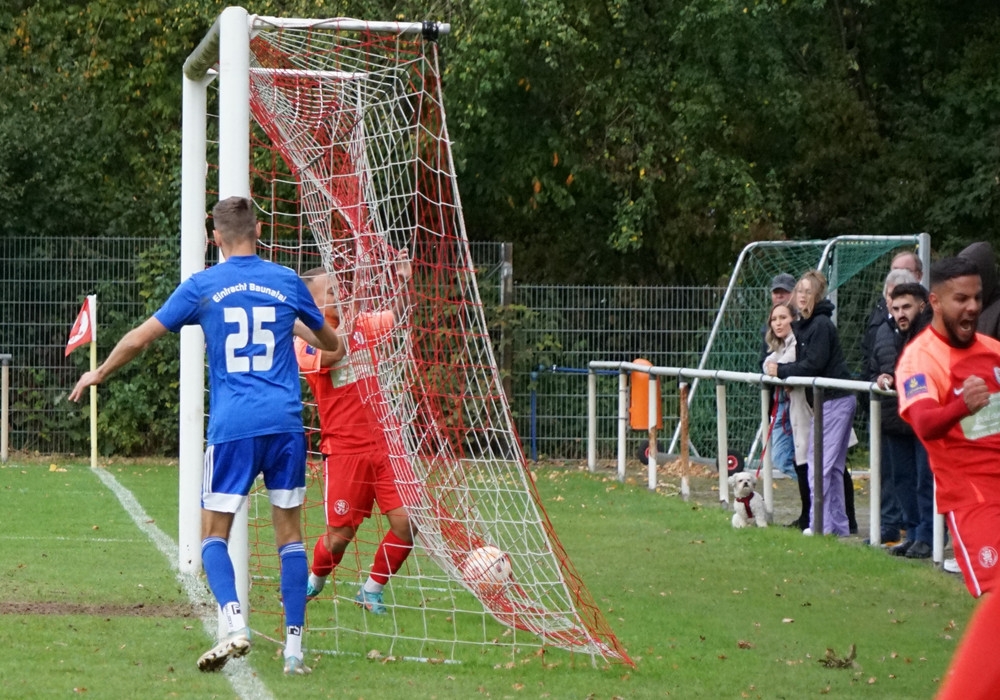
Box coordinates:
[225,306,275,372]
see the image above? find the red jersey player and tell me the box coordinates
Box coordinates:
[896,256,1000,700]
[295,252,415,614]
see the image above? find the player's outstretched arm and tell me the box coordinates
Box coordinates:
[294,320,344,361]
[69,317,169,402]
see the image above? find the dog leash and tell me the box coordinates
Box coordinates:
[755,395,782,479]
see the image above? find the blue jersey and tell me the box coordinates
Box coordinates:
[155,255,325,444]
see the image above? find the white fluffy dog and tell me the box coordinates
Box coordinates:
[729,472,767,528]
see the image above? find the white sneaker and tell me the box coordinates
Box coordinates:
[283,655,312,675]
[802,528,813,536]
[943,558,960,574]
[197,627,251,672]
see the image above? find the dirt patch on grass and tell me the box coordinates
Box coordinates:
[0,601,203,618]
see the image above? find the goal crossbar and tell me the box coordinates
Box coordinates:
[184,11,450,81]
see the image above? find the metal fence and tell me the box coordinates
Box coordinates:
[0,236,176,454]
[0,236,723,460]
[507,285,723,461]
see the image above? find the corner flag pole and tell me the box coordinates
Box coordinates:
[67,293,99,467]
[89,327,98,469]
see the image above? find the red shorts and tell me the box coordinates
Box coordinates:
[322,450,405,529]
[947,503,1000,598]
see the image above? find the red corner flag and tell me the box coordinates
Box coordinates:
[66,295,97,357]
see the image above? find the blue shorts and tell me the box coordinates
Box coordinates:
[202,433,307,513]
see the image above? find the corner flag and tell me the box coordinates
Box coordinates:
[66,295,97,357]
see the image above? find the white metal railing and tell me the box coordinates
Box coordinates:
[587,360,946,564]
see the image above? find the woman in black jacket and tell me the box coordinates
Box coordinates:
[765,270,856,536]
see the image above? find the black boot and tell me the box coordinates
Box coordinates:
[844,468,858,534]
[790,463,810,530]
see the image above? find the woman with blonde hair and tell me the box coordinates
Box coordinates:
[765,270,856,536]
[763,301,813,529]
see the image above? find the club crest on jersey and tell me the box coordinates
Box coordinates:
[903,374,928,399]
[980,546,999,569]
[333,499,350,516]
[351,330,367,350]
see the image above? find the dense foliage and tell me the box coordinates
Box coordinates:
[2,0,998,453]
[3,1,998,285]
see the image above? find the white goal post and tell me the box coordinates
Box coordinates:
[178,4,451,616]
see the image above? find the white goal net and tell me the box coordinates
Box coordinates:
[182,9,631,666]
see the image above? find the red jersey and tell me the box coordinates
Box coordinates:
[896,327,1000,512]
[295,311,394,456]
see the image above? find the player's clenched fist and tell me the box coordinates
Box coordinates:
[962,375,991,414]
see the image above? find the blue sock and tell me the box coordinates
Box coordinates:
[202,537,239,610]
[279,541,308,628]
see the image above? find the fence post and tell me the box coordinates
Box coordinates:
[0,354,10,463]
[647,374,658,491]
[617,370,627,482]
[716,381,729,504]
[679,382,691,500]
[812,387,825,534]
[586,368,596,472]
[869,393,882,545]
[760,385,773,521]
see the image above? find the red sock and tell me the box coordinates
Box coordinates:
[370,530,413,585]
[936,593,1000,700]
[311,536,343,577]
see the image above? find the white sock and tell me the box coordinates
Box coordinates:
[284,625,303,659]
[363,578,384,595]
[222,602,246,633]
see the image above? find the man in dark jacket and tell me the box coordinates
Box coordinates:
[958,242,1000,338]
[860,251,924,380]
[872,282,933,558]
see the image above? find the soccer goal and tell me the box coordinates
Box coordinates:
[180,7,631,666]
[666,234,931,473]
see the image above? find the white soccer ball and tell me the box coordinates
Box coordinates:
[460,545,512,595]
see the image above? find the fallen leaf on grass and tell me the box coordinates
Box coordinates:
[818,644,857,669]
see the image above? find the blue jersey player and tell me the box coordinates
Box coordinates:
[69,196,341,675]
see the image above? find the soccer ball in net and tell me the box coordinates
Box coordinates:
[461,545,513,596]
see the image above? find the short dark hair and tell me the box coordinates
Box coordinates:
[211,196,258,244]
[929,257,980,290]
[889,282,928,303]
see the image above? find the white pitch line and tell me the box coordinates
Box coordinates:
[0,535,141,543]
[89,466,275,700]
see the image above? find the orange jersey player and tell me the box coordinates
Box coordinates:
[295,252,415,615]
[896,257,1000,700]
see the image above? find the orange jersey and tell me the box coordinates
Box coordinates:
[295,311,394,455]
[896,327,1000,512]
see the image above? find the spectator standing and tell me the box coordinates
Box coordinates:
[867,268,920,544]
[860,250,924,381]
[762,273,798,480]
[872,282,933,558]
[765,270,856,536]
[958,242,1000,338]
[763,301,813,528]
